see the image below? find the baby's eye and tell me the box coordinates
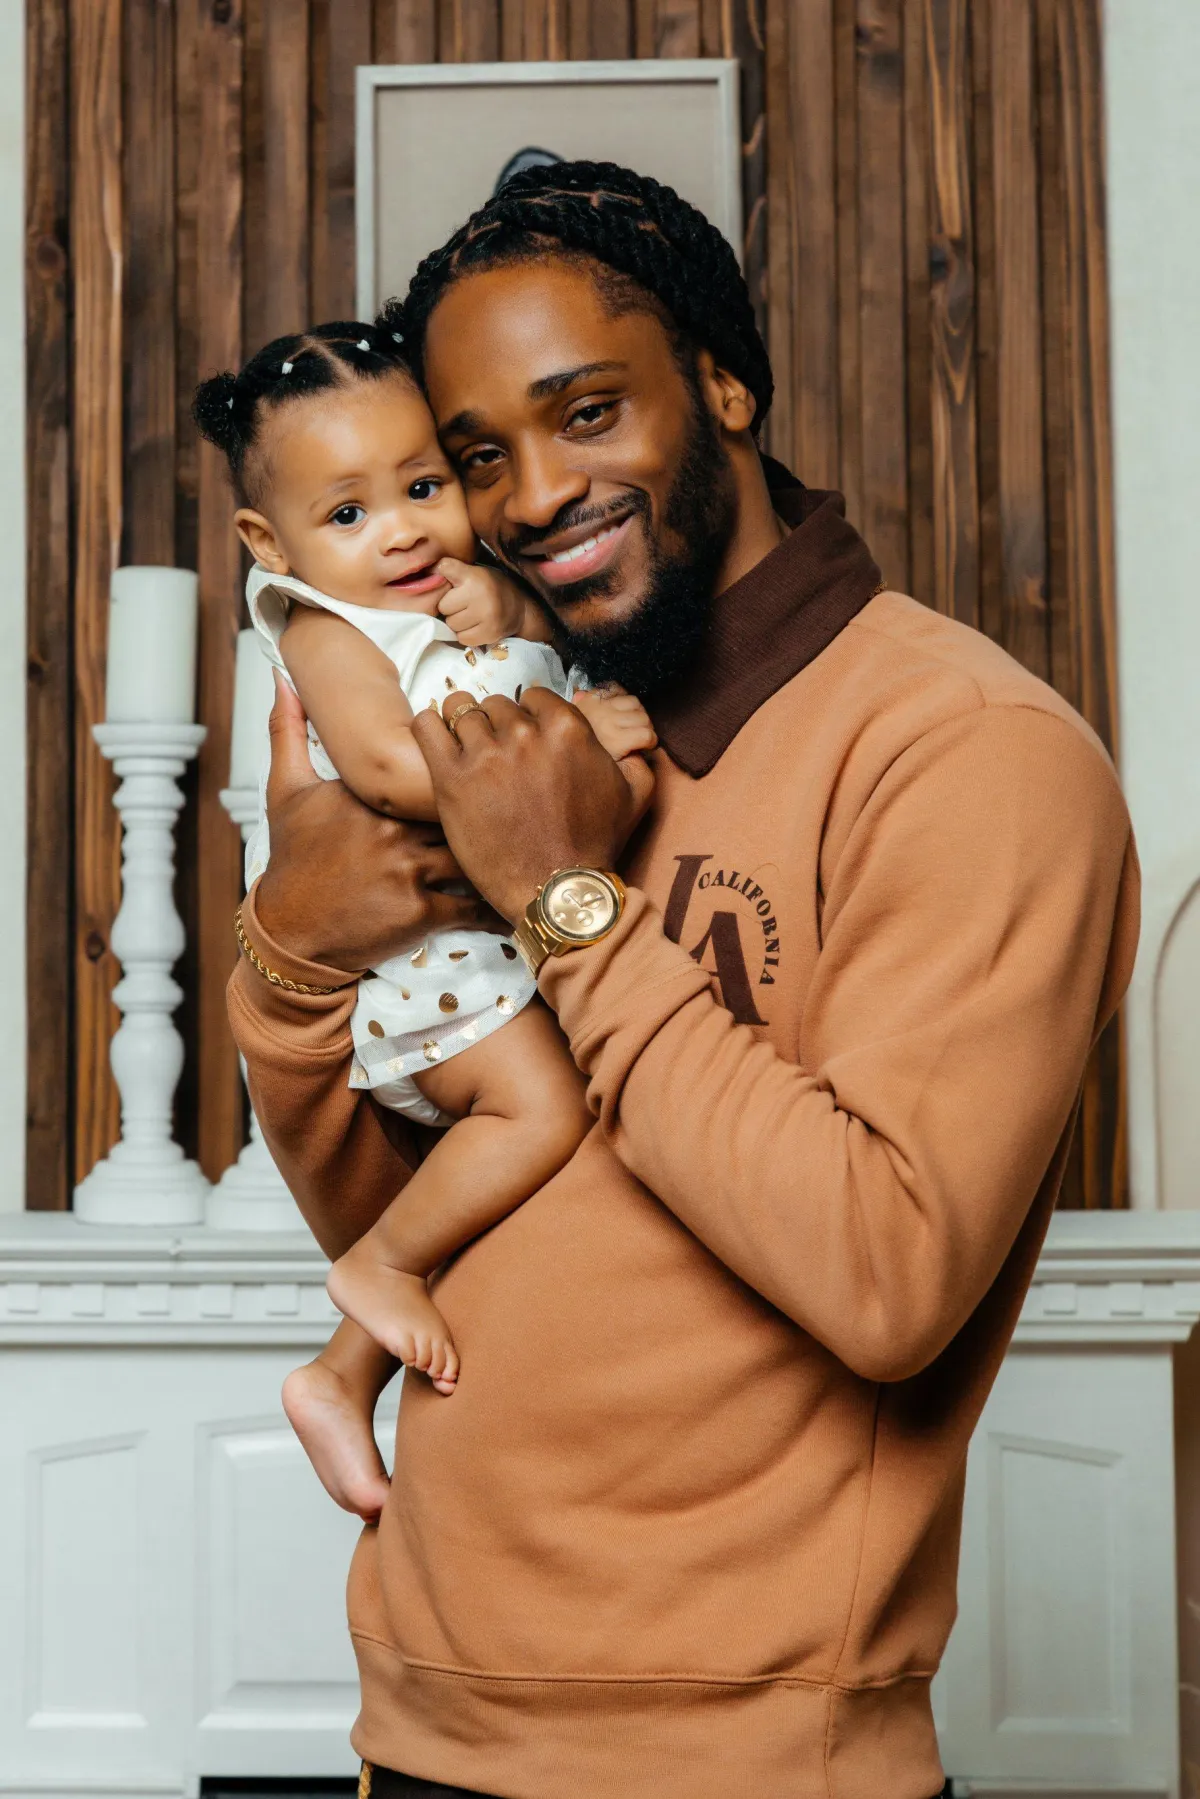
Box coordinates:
[330,503,365,527]
[409,477,443,502]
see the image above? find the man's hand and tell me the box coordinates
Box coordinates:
[255,675,493,971]
[411,687,653,923]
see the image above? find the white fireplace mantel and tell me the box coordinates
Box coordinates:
[0,1206,1195,1799]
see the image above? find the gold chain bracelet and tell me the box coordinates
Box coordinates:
[234,907,345,996]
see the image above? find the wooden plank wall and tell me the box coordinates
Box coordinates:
[24,0,1122,1208]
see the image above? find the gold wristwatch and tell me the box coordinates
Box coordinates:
[512,867,626,977]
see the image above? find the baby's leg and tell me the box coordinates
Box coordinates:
[326,1002,592,1385]
[282,1319,397,1520]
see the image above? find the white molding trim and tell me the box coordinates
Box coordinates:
[355,57,743,317]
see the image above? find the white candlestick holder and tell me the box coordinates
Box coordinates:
[74,722,211,1226]
[207,783,298,1231]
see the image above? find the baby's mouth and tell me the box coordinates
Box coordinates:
[387,562,445,595]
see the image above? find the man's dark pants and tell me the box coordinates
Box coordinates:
[367,1766,954,1797]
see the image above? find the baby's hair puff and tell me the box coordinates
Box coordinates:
[192,319,411,505]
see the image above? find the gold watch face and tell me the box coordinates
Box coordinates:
[541,870,620,942]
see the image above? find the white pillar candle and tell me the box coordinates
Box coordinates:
[228,627,276,791]
[105,566,199,725]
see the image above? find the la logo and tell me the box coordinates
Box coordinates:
[663,854,766,1027]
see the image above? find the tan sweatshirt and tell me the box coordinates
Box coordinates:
[229,475,1139,1799]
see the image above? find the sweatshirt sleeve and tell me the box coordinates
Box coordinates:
[226,883,417,1260]
[540,704,1140,1382]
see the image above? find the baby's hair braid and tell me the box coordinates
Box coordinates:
[383,160,773,432]
[192,318,412,504]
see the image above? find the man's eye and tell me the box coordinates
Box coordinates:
[330,503,365,527]
[408,477,442,501]
[569,402,611,429]
[462,446,502,471]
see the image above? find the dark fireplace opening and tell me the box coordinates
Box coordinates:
[200,1782,357,1798]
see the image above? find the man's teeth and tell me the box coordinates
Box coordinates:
[546,523,620,565]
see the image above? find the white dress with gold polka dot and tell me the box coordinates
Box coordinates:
[243,564,574,1127]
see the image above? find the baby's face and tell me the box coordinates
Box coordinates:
[246,373,476,610]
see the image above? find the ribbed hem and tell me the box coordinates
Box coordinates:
[348,1634,942,1799]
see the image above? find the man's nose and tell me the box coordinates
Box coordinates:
[504,439,589,532]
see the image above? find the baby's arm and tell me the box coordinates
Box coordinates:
[279,605,439,821]
[436,558,554,647]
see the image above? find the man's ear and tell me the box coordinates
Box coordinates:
[236,507,289,574]
[694,349,757,436]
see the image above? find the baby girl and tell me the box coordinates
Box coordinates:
[194,320,654,1519]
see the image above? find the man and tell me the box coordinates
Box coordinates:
[231,163,1139,1799]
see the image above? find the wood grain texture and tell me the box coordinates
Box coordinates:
[923,0,979,626]
[771,0,839,486]
[311,0,371,323]
[986,0,1048,678]
[375,0,437,60]
[122,0,176,567]
[442,0,499,61]
[832,0,862,525]
[261,0,310,338]
[731,0,768,355]
[193,0,246,1182]
[854,0,909,591]
[901,0,933,607]
[69,0,124,1185]
[25,0,73,1207]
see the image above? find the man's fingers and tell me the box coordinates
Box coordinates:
[418,842,468,887]
[265,672,320,813]
[411,695,466,771]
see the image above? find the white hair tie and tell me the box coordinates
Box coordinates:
[357,338,370,351]
[280,360,294,374]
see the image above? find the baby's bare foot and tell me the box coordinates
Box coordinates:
[281,1358,391,1521]
[327,1251,460,1396]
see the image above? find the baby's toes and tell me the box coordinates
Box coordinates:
[411,1333,434,1373]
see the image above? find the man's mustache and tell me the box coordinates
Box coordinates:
[497,492,647,563]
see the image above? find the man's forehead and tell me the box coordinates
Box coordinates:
[423,264,672,424]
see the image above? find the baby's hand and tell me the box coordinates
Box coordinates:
[437,558,525,647]
[572,684,657,762]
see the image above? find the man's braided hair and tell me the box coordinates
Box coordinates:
[384,160,773,434]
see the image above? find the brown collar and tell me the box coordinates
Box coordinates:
[651,457,883,778]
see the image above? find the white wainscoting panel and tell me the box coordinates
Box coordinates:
[1,1211,1198,1798]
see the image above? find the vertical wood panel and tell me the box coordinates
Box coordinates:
[25,0,73,1207]
[924,0,979,626]
[312,0,372,323]
[442,1,499,61]
[833,0,862,526]
[901,0,933,609]
[855,0,909,591]
[123,0,176,567]
[375,0,437,60]
[588,0,632,57]
[731,0,768,359]
[262,0,310,338]
[989,0,1049,678]
[773,0,839,486]
[193,0,245,1183]
[69,0,124,1184]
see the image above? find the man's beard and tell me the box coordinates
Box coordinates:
[534,396,738,701]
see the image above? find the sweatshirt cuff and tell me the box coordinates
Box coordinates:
[233,881,359,1024]
[538,886,712,1066]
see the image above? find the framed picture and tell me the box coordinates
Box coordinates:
[356,59,743,317]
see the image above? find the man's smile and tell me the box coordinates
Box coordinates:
[515,513,636,591]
